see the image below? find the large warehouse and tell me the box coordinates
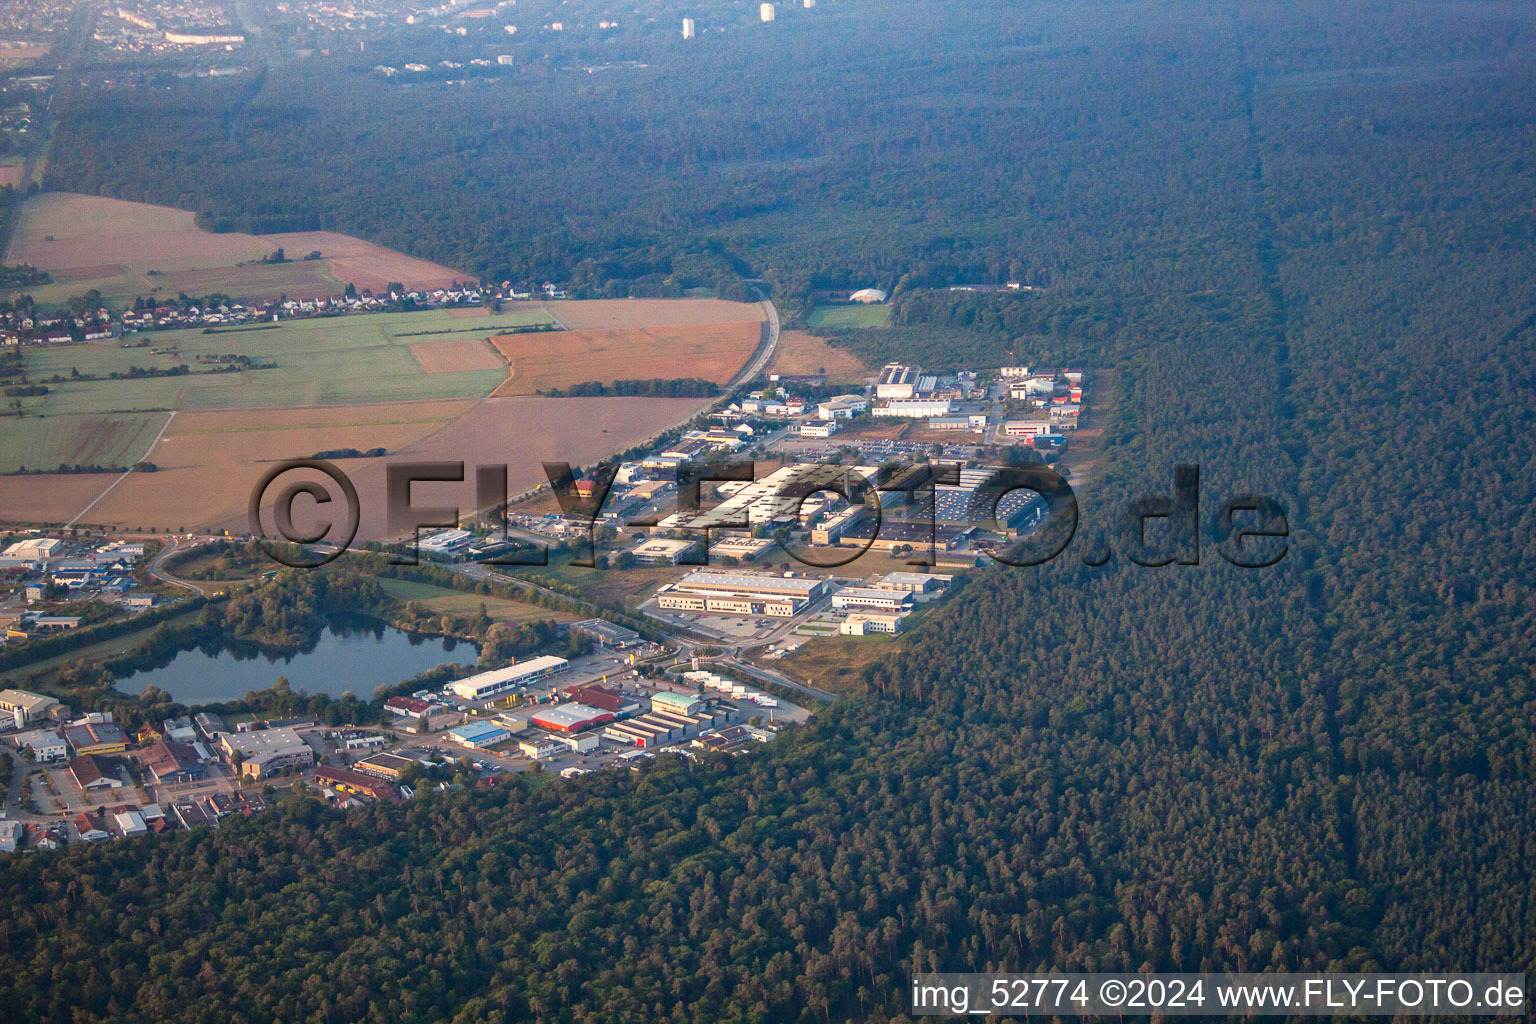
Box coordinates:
[446,656,570,700]
[656,569,827,618]
[831,587,916,613]
[530,703,614,733]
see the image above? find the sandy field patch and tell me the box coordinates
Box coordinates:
[0,165,24,188]
[409,338,506,374]
[766,329,872,379]
[489,321,761,395]
[542,298,766,330]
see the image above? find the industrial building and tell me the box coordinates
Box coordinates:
[831,587,916,613]
[816,394,867,420]
[354,752,417,780]
[64,722,129,756]
[384,696,432,719]
[840,613,907,635]
[657,568,827,618]
[629,537,699,565]
[0,688,62,727]
[660,463,882,532]
[1,537,62,560]
[874,399,952,418]
[1003,417,1054,437]
[835,519,971,552]
[447,720,513,749]
[446,655,570,700]
[553,732,600,753]
[927,414,988,430]
[564,683,642,717]
[651,690,702,715]
[69,754,124,790]
[530,703,614,733]
[12,728,66,761]
[218,727,314,780]
[315,767,399,802]
[138,741,205,784]
[709,535,774,562]
[512,730,563,759]
[570,619,644,649]
[876,364,927,399]
[873,572,953,597]
[417,528,474,557]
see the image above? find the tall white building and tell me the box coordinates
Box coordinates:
[803,0,816,7]
[682,17,695,39]
[760,3,776,22]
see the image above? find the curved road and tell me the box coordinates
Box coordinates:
[729,291,782,389]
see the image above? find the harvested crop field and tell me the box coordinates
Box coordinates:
[542,298,766,330]
[31,395,707,538]
[83,401,476,534]
[410,338,506,374]
[0,474,117,528]
[765,330,872,380]
[5,193,469,306]
[489,321,762,395]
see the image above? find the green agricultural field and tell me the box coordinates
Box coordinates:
[25,342,186,380]
[806,304,892,329]
[378,579,578,623]
[0,411,169,473]
[19,308,551,415]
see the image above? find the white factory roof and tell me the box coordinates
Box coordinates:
[447,656,570,697]
[661,463,881,530]
[1,537,62,558]
[676,570,823,594]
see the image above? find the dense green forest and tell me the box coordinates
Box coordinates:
[4,0,1536,1021]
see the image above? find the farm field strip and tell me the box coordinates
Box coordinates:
[0,412,170,474]
[4,193,471,306]
[489,321,762,395]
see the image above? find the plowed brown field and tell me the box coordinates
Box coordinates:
[490,321,761,395]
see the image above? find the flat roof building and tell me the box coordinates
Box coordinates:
[630,537,698,565]
[446,655,570,700]
[448,720,512,749]
[876,364,923,399]
[651,690,702,715]
[65,722,129,756]
[874,571,953,596]
[831,587,916,613]
[840,612,907,635]
[354,752,417,780]
[12,728,66,761]
[218,727,315,780]
[570,619,643,649]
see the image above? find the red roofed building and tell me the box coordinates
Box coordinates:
[562,683,639,717]
[314,766,400,802]
[138,741,205,784]
[384,696,432,717]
